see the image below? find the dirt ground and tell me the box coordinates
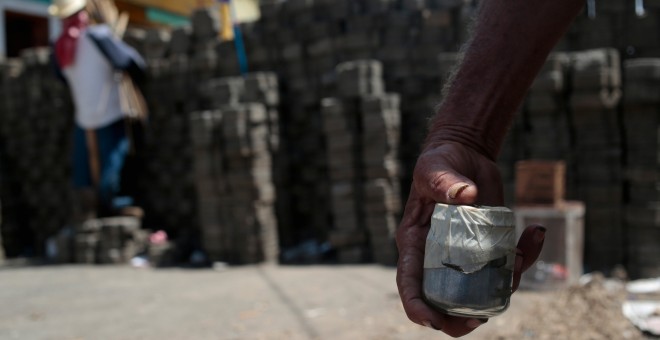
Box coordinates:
[0,264,648,340]
[486,274,644,340]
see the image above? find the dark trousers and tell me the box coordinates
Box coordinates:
[72,119,134,212]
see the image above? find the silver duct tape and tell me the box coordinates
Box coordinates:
[424,204,516,273]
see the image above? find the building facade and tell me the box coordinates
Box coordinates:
[0,0,259,58]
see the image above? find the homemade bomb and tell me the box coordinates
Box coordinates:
[423,204,516,318]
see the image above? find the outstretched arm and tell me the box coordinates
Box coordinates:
[427,0,584,160]
[396,0,584,338]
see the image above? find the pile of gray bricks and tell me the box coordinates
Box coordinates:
[569,48,624,272]
[525,53,572,160]
[3,1,660,275]
[140,61,199,243]
[361,94,402,265]
[622,58,660,278]
[191,73,281,264]
[242,0,477,251]
[0,198,4,262]
[0,48,74,257]
[68,217,147,265]
[563,1,660,58]
[134,10,227,245]
[521,53,576,200]
[322,98,366,262]
[322,60,401,264]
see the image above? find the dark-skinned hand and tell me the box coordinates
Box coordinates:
[396,143,546,337]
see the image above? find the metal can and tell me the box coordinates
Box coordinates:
[422,204,516,318]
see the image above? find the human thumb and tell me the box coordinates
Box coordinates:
[417,169,478,206]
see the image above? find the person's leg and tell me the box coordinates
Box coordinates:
[72,125,96,222]
[72,125,92,189]
[96,120,135,214]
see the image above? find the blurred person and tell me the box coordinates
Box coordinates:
[396,0,584,337]
[49,0,146,219]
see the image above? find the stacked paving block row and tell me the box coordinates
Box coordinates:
[322,98,366,262]
[191,73,281,264]
[0,49,74,257]
[569,48,624,272]
[361,94,402,265]
[242,0,477,250]
[521,53,577,201]
[622,58,660,278]
[525,53,572,160]
[2,2,660,274]
[71,217,147,265]
[322,60,402,265]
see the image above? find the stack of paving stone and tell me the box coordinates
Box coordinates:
[522,53,577,199]
[622,58,660,278]
[498,111,526,207]
[338,3,380,63]
[409,6,457,78]
[304,0,342,96]
[495,53,525,205]
[191,74,281,264]
[326,60,381,263]
[220,103,279,263]
[242,73,288,239]
[0,194,4,261]
[190,8,221,79]
[134,14,230,243]
[524,53,572,160]
[72,217,147,264]
[142,29,170,62]
[563,1,660,58]
[569,48,624,272]
[361,94,402,265]
[0,215,4,262]
[563,1,626,51]
[0,48,74,256]
[622,2,660,58]
[322,60,402,264]
[140,58,199,242]
[377,9,413,86]
[189,111,226,262]
[321,98,366,262]
[268,1,334,247]
[243,0,479,252]
[0,60,21,257]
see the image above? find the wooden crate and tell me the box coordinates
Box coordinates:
[515,160,566,206]
[514,202,585,289]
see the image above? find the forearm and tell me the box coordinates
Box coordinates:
[426,0,583,160]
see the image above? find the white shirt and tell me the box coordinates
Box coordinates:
[62,25,124,129]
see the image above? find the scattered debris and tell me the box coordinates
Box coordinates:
[489,273,642,339]
[623,277,660,336]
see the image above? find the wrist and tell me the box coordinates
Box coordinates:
[423,123,500,162]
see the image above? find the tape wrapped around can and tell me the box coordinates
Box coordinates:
[424,204,516,274]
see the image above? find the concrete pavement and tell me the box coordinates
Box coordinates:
[0,264,545,340]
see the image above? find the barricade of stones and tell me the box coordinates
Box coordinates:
[0,48,74,257]
[323,60,402,265]
[569,48,624,272]
[622,58,660,278]
[191,73,281,264]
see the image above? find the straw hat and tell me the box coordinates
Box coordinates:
[48,0,87,18]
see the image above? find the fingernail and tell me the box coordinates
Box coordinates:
[465,318,485,329]
[447,183,470,200]
[534,226,547,243]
